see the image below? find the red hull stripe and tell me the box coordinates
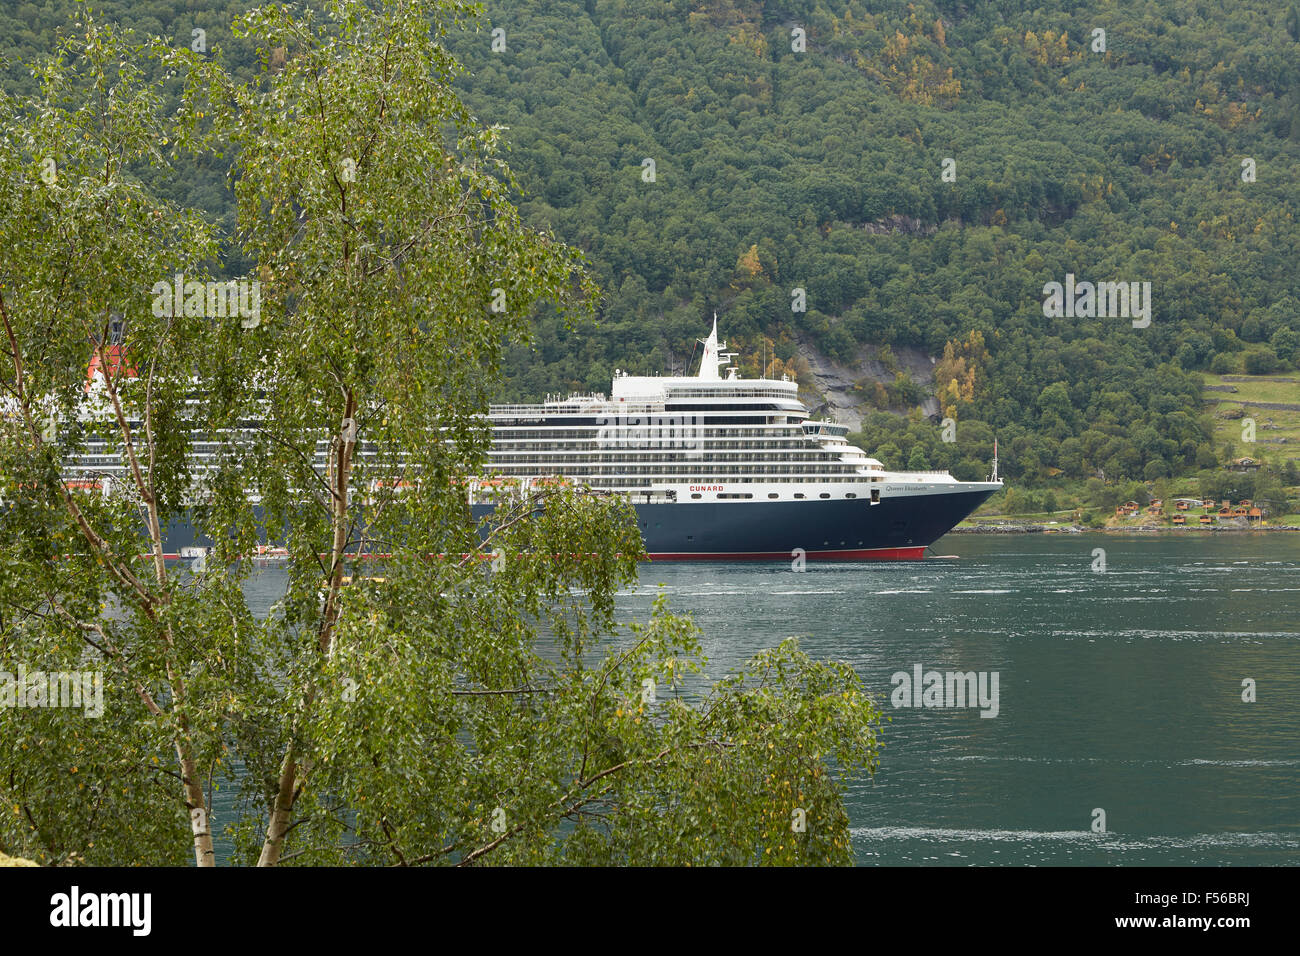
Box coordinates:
[157,547,928,562]
[647,547,927,561]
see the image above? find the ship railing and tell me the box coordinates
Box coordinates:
[489,402,665,416]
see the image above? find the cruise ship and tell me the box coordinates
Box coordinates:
[475,320,1001,560]
[47,320,1001,560]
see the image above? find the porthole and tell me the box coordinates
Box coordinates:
[819,492,830,499]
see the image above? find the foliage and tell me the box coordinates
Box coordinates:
[0,1,882,867]
[3,0,1298,485]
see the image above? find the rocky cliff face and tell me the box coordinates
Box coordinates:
[796,336,939,431]
[859,214,945,236]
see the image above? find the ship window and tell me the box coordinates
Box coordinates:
[794,493,805,499]
[768,493,779,499]
[819,493,830,499]
[691,493,702,499]
[845,493,856,499]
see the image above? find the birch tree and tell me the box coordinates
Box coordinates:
[0,20,225,865]
[1,1,883,868]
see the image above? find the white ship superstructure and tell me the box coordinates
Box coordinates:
[477,319,1001,559]
[41,319,1002,561]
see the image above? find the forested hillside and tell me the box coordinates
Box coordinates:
[3,0,1299,489]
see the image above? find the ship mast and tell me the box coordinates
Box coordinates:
[697,313,735,380]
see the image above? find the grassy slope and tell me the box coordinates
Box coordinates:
[1202,372,1300,463]
[955,372,1300,525]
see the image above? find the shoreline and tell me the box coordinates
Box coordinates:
[950,522,1300,534]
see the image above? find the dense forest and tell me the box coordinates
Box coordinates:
[3,0,1299,491]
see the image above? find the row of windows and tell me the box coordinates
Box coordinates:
[492,471,876,483]
[493,423,802,436]
[691,491,873,500]
[490,453,856,466]
[492,433,815,447]
[490,463,864,474]
[489,453,863,467]
[498,414,778,426]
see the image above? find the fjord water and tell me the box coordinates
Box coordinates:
[236,532,1300,865]
[624,532,1300,866]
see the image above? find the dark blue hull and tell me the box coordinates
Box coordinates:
[475,488,996,561]
[153,487,994,561]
